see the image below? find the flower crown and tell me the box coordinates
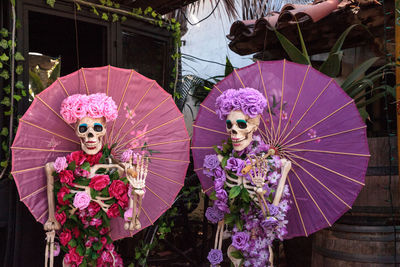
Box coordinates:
[215,87,267,120]
[60,93,118,124]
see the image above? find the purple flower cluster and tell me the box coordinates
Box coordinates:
[205,205,225,224]
[215,88,267,120]
[207,249,223,265]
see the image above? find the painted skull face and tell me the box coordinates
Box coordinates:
[226,110,260,151]
[75,117,106,155]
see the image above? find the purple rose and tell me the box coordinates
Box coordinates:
[215,189,228,202]
[232,231,250,250]
[260,216,279,231]
[204,154,220,170]
[239,88,267,118]
[225,157,244,173]
[214,177,225,191]
[53,157,68,173]
[207,249,223,265]
[73,191,91,210]
[215,199,230,213]
[205,205,225,223]
[213,167,226,181]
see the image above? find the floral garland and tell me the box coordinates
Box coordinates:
[203,135,290,267]
[53,145,131,267]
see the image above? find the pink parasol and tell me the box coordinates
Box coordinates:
[192,60,369,238]
[11,66,190,240]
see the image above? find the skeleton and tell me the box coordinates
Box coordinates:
[213,110,292,267]
[44,116,148,267]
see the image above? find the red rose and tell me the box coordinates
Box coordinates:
[59,229,72,246]
[66,150,86,166]
[57,186,70,205]
[87,202,101,217]
[99,227,109,235]
[117,194,129,209]
[86,151,103,166]
[106,203,120,218]
[59,170,75,185]
[89,175,110,191]
[64,247,83,266]
[109,180,128,200]
[72,226,80,238]
[55,210,66,225]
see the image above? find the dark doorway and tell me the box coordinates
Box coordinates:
[29,10,107,75]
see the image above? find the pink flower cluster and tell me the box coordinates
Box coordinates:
[60,93,118,124]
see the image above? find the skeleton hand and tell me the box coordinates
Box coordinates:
[44,216,61,231]
[247,155,268,194]
[126,155,148,196]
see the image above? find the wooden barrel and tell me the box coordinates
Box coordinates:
[311,137,400,266]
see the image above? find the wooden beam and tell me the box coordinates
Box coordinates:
[396,0,400,178]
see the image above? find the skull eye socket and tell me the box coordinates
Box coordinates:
[94,123,103,132]
[226,120,233,129]
[78,123,88,133]
[237,120,247,129]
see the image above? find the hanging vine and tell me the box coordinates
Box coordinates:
[0,0,26,179]
[47,0,182,98]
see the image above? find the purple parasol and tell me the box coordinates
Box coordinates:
[11,66,190,240]
[192,60,369,238]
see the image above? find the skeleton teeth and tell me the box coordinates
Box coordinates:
[232,137,245,143]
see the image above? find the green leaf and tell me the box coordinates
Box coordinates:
[81,162,90,171]
[274,30,309,65]
[356,91,386,108]
[68,239,77,247]
[16,65,23,75]
[213,145,222,154]
[121,16,127,22]
[240,188,250,202]
[1,127,8,136]
[3,85,10,94]
[1,97,10,106]
[0,69,9,79]
[67,161,76,171]
[221,156,228,168]
[0,161,8,168]
[21,89,26,96]
[101,13,109,21]
[358,107,369,121]
[341,57,379,89]
[329,24,365,55]
[112,14,119,22]
[230,249,244,259]
[0,53,9,62]
[75,3,81,10]
[0,62,2,69]
[229,186,241,199]
[209,191,217,200]
[296,23,311,65]
[92,241,102,251]
[46,0,55,7]
[225,56,234,77]
[95,167,107,174]
[151,11,157,18]
[13,95,21,101]
[0,39,8,49]
[318,51,343,77]
[92,7,99,16]
[15,81,24,89]
[14,52,24,61]
[90,188,98,199]
[0,28,8,38]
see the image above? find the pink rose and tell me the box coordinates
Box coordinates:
[106,203,120,218]
[89,175,110,191]
[87,202,101,217]
[59,229,72,246]
[99,227,109,235]
[120,149,133,163]
[60,94,88,124]
[103,98,118,121]
[90,218,102,227]
[55,210,66,225]
[59,170,74,185]
[124,208,133,222]
[66,150,86,166]
[87,94,105,118]
[53,157,68,173]
[74,167,89,178]
[73,191,91,210]
[64,247,83,266]
[109,180,128,200]
[57,186,70,205]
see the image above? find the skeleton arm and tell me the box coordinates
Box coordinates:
[273,159,291,206]
[44,162,61,231]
